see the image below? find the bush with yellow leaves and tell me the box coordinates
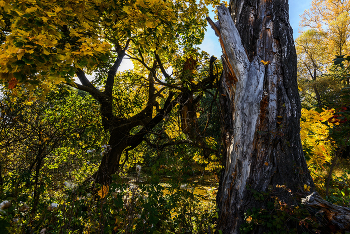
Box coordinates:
[300,108,335,168]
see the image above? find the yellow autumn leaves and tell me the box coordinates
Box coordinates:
[122,0,176,30]
[0,0,112,86]
[300,108,335,168]
[300,0,350,59]
[119,0,178,52]
[0,0,212,88]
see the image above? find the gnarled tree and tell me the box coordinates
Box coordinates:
[0,0,220,184]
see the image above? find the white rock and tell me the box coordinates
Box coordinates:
[48,203,58,211]
[180,184,187,189]
[63,181,76,190]
[0,200,11,210]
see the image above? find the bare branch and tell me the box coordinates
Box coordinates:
[207,5,250,81]
[125,54,152,70]
[75,68,99,91]
[154,52,171,79]
[105,39,131,96]
[127,92,178,150]
[66,82,102,100]
[153,73,183,90]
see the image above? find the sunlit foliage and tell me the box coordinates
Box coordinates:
[300,108,335,167]
[300,0,350,59]
[0,0,220,89]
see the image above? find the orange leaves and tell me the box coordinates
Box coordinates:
[98,185,109,199]
[8,77,18,89]
[246,216,253,223]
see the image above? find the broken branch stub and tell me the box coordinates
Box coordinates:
[207,5,249,83]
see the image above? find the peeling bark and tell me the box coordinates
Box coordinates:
[210,1,350,233]
[210,2,314,233]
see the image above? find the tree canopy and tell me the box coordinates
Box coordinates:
[0,0,219,89]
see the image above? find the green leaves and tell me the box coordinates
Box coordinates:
[0,219,10,234]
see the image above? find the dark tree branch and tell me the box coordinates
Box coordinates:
[138,48,152,70]
[75,68,99,92]
[105,39,131,97]
[209,55,217,82]
[126,55,151,70]
[148,60,157,105]
[124,46,153,71]
[127,92,177,150]
[66,82,102,100]
[146,61,157,118]
[153,74,183,90]
[126,61,159,127]
[154,52,171,80]
[194,55,218,90]
[66,82,117,131]
[155,87,167,98]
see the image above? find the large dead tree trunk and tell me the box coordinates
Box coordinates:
[208,1,350,233]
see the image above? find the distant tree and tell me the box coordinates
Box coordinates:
[300,0,350,58]
[296,30,329,107]
[296,0,350,108]
[298,0,350,199]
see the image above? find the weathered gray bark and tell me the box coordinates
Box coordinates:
[210,2,314,233]
[209,1,350,233]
